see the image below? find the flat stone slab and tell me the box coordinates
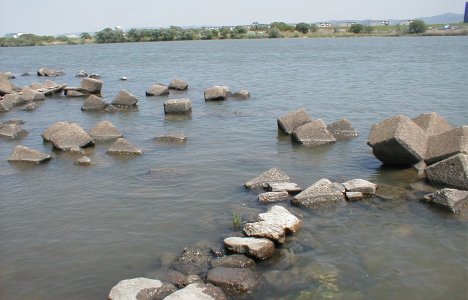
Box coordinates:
[244,168,290,189]
[164,283,226,300]
[422,188,468,213]
[89,121,123,141]
[164,98,192,115]
[342,179,377,196]
[291,119,336,146]
[267,182,302,194]
[257,205,302,234]
[368,115,428,166]
[210,254,256,269]
[112,90,139,107]
[346,191,364,201]
[258,191,289,203]
[243,221,286,243]
[168,78,188,91]
[0,124,28,139]
[425,126,467,165]
[224,237,275,260]
[292,178,346,208]
[8,145,51,164]
[412,112,454,136]
[108,277,176,300]
[277,108,313,134]
[42,121,94,151]
[426,154,468,190]
[207,267,258,296]
[155,133,187,144]
[146,84,169,96]
[106,138,142,155]
[326,118,358,138]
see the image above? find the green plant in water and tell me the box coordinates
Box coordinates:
[232,212,243,228]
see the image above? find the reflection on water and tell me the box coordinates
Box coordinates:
[0,37,467,300]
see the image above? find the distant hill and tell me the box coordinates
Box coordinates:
[418,13,463,24]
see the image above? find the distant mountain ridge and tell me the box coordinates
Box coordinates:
[418,13,463,24]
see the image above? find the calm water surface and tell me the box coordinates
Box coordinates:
[0,37,467,300]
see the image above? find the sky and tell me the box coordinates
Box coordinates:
[0,0,464,36]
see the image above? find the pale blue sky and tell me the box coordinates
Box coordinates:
[0,0,464,35]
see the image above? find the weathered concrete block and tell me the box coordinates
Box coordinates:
[267,182,302,194]
[8,145,51,164]
[80,77,103,94]
[164,98,192,115]
[0,124,28,139]
[204,86,230,101]
[257,205,302,234]
[277,109,313,134]
[368,115,428,166]
[258,191,290,203]
[89,121,123,141]
[224,237,274,260]
[346,192,364,201]
[207,267,258,296]
[81,94,108,111]
[42,121,94,151]
[422,188,468,213]
[155,133,187,143]
[426,154,468,190]
[168,78,188,91]
[291,119,336,146]
[74,156,92,166]
[106,138,142,155]
[327,118,358,138]
[108,277,176,300]
[243,221,286,243]
[425,126,467,165]
[146,84,169,96]
[230,90,250,100]
[112,90,138,107]
[342,179,377,196]
[244,168,290,189]
[412,112,454,136]
[292,178,346,208]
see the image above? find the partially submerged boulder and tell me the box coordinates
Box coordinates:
[88,121,123,141]
[422,188,468,213]
[292,178,346,208]
[0,94,20,112]
[81,94,108,111]
[108,277,176,300]
[80,77,103,94]
[65,90,85,97]
[171,247,212,276]
[204,86,230,101]
[42,121,94,151]
[74,156,92,166]
[326,118,358,138]
[106,138,142,155]
[8,145,51,164]
[207,267,258,296]
[164,283,227,300]
[244,168,290,189]
[210,254,256,269]
[258,191,289,203]
[368,115,428,166]
[168,78,188,91]
[425,126,467,165]
[412,112,454,136]
[19,88,46,102]
[155,133,187,144]
[425,154,468,190]
[146,84,169,96]
[37,67,64,77]
[224,237,275,260]
[164,99,192,115]
[111,90,138,107]
[342,179,377,197]
[277,109,313,135]
[291,119,336,146]
[0,124,28,139]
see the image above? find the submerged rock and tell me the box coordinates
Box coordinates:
[210,254,256,269]
[422,188,468,213]
[164,99,192,115]
[0,80,14,95]
[112,90,139,107]
[42,121,94,151]
[171,247,212,276]
[89,121,123,141]
[277,109,313,135]
[267,182,302,194]
[74,156,92,166]
[0,124,28,139]
[108,277,176,300]
[291,119,336,146]
[168,78,188,91]
[204,86,230,101]
[37,67,64,77]
[346,191,364,201]
[367,115,428,166]
[19,88,46,102]
[106,138,142,155]
[8,145,51,164]
[164,283,226,300]
[425,154,468,190]
[224,237,275,260]
[155,133,187,144]
[258,191,290,203]
[229,90,250,100]
[292,178,346,208]
[207,267,258,296]
[81,94,108,111]
[66,90,85,97]
[147,268,187,288]
[75,70,88,77]
[146,84,169,96]
[80,77,103,94]
[326,118,358,138]
[244,167,290,189]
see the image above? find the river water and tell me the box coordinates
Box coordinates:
[0,37,467,300]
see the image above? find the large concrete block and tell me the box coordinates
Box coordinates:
[426,154,468,190]
[368,115,428,166]
[292,178,346,208]
[277,109,312,134]
[425,126,467,165]
[412,112,454,136]
[164,98,192,115]
[291,119,336,146]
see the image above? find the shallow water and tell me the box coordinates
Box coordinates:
[0,37,467,300]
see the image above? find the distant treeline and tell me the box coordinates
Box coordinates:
[1,20,467,47]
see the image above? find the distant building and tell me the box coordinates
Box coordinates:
[465,2,468,23]
[319,23,332,28]
[399,19,413,26]
[4,32,27,38]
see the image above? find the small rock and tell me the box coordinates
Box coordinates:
[422,188,468,213]
[80,77,103,94]
[106,138,142,155]
[120,76,128,81]
[426,154,468,190]
[89,73,101,79]
[74,156,92,166]
[66,90,85,97]
[224,237,275,260]
[346,192,364,201]
[21,102,38,111]
[210,254,256,269]
[106,104,118,113]
[291,119,336,146]
[164,98,192,115]
[230,90,250,100]
[258,191,290,203]
[21,72,31,76]
[112,90,138,107]
[185,275,203,285]
[277,109,313,135]
[342,179,377,196]
[244,167,290,189]
[146,84,169,96]
[207,267,258,296]
[89,121,123,141]
[292,178,346,208]
[37,67,64,77]
[267,182,302,194]
[155,133,187,144]
[108,277,176,300]
[163,283,227,300]
[413,161,427,178]
[75,70,88,77]
[326,118,358,138]
[204,86,230,101]
[0,124,28,139]
[8,145,51,164]
[168,78,188,91]
[82,94,108,111]
[171,247,212,276]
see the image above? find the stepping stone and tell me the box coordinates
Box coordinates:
[164,98,192,115]
[292,178,346,208]
[267,182,302,193]
[108,277,176,300]
[258,191,289,203]
[207,267,258,296]
[8,145,51,164]
[342,179,377,196]
[224,237,274,260]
